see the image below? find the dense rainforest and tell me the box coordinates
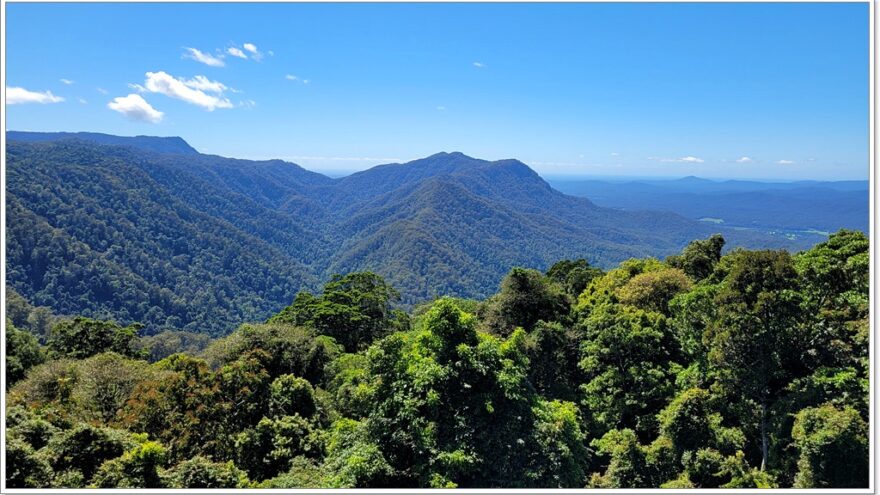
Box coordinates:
[6,133,826,336]
[5,231,869,489]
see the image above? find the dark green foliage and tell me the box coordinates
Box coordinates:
[545,259,603,298]
[481,268,569,335]
[271,272,404,351]
[5,437,53,488]
[270,374,318,418]
[48,317,146,360]
[791,404,868,488]
[137,330,212,362]
[6,320,45,388]
[45,423,137,482]
[162,456,250,488]
[667,234,725,281]
[235,415,324,481]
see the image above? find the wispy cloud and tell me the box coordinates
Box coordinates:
[777,159,795,164]
[7,86,65,104]
[97,87,108,95]
[183,47,225,67]
[238,99,257,109]
[78,98,88,104]
[736,156,753,163]
[610,152,620,157]
[227,47,247,59]
[285,74,309,84]
[473,61,486,68]
[107,94,163,123]
[652,156,704,163]
[60,78,75,85]
[436,106,446,111]
[182,75,229,93]
[142,71,233,111]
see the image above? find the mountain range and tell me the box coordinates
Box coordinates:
[5,131,829,335]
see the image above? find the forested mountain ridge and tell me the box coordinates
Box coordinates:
[6,132,825,335]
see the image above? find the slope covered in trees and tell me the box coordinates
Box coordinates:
[5,231,869,488]
[5,133,825,335]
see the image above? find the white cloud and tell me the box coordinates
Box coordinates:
[242,43,264,61]
[128,83,147,92]
[473,61,485,68]
[777,159,795,164]
[107,94,163,123]
[610,152,620,157]
[736,156,753,163]
[302,79,310,85]
[78,98,88,104]
[183,47,225,67]
[238,99,256,108]
[60,78,75,85]
[97,87,109,94]
[143,71,233,111]
[6,86,65,104]
[227,47,248,59]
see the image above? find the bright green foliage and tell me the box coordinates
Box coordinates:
[162,456,250,488]
[589,429,653,488]
[6,320,45,388]
[47,317,146,360]
[615,267,692,315]
[579,304,676,437]
[320,419,394,488]
[92,440,167,488]
[325,353,374,419]
[791,404,868,488]
[527,399,589,487]
[235,415,324,481]
[270,272,404,351]
[667,234,725,281]
[481,267,569,335]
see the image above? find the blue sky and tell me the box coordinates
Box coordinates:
[5,2,869,180]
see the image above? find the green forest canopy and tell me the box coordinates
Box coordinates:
[5,231,869,489]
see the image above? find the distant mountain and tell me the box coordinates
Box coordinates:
[6,131,199,155]
[5,132,827,335]
[550,177,868,233]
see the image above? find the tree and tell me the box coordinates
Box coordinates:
[545,259,603,298]
[270,272,404,352]
[615,267,692,315]
[162,456,250,488]
[706,249,804,471]
[5,438,53,488]
[92,440,168,488]
[6,320,45,388]
[791,404,868,488]
[667,234,725,281]
[482,268,569,336]
[269,374,318,418]
[47,317,145,360]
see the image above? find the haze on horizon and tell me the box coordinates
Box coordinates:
[5,2,869,180]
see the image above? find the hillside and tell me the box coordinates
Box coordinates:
[5,132,826,334]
